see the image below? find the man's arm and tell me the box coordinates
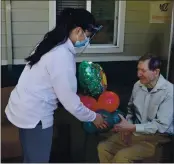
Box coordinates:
[126,84,137,124]
[114,85,173,135]
[135,94,173,134]
[126,94,134,124]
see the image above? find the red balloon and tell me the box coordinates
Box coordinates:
[98,91,120,112]
[80,95,98,111]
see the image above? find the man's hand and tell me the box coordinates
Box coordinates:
[120,131,132,145]
[112,114,136,133]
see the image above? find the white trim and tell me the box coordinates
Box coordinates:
[1,59,26,65]
[5,0,13,65]
[116,1,126,51]
[49,1,56,31]
[0,0,1,96]
[86,0,91,12]
[76,45,121,54]
[113,0,119,45]
[1,56,140,65]
[166,2,174,80]
[48,1,126,54]
[1,60,8,65]
[76,55,139,62]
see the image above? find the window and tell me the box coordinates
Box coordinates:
[90,0,117,45]
[49,0,126,53]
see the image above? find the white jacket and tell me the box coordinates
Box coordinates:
[5,38,96,129]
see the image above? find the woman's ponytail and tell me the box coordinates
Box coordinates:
[25,8,75,67]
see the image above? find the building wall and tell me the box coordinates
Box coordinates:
[1,1,49,61]
[1,1,172,61]
[1,1,172,88]
[1,0,172,101]
[124,1,171,59]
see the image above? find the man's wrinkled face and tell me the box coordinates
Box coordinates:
[137,60,159,85]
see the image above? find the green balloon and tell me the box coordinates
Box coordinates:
[83,109,114,134]
[78,61,104,96]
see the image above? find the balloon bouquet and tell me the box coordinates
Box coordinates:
[78,61,125,134]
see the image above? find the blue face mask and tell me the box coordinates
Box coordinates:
[74,32,90,48]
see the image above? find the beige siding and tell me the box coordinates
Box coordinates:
[125,23,166,34]
[11,1,48,9]
[5,47,37,59]
[126,1,149,11]
[2,21,48,35]
[1,48,7,60]
[11,9,48,22]
[1,35,6,47]
[1,1,49,61]
[1,1,172,61]
[123,1,172,57]
[11,22,48,35]
[13,35,44,47]
[1,22,6,35]
[11,1,49,59]
[125,10,149,22]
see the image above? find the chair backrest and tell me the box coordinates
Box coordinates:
[1,86,15,124]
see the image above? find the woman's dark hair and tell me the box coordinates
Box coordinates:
[25,8,97,67]
[138,52,162,71]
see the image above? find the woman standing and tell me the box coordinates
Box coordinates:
[5,8,106,163]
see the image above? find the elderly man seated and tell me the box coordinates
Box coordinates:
[97,53,173,163]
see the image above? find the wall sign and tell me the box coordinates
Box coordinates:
[149,1,172,23]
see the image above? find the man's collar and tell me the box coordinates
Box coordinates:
[138,75,167,92]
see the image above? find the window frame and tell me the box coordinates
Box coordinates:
[49,0,126,54]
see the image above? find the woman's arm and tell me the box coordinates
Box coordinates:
[46,48,96,122]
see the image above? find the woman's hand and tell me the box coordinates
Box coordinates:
[93,113,108,129]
